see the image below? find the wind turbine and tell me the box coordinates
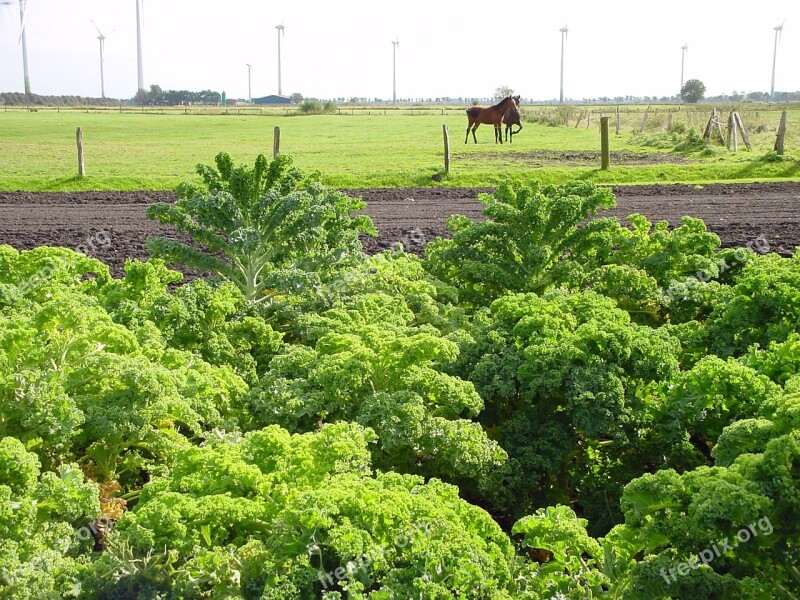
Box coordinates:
[275,24,285,95]
[770,21,785,101]
[392,39,399,104]
[246,63,252,103]
[680,44,688,94]
[91,19,106,98]
[13,0,31,94]
[135,0,144,93]
[559,25,568,104]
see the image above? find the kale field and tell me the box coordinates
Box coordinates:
[1,152,799,599]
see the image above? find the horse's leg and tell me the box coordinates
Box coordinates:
[465,119,473,144]
[496,123,503,144]
[471,123,479,143]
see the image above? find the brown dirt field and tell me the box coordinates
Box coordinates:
[455,149,692,167]
[0,182,798,277]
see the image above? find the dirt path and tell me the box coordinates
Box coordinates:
[1,182,798,276]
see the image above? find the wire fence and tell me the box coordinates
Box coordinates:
[1,103,797,146]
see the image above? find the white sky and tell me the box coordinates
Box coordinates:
[0,0,797,101]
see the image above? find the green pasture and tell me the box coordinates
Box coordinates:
[1,103,798,190]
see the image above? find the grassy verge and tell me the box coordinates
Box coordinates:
[1,109,798,190]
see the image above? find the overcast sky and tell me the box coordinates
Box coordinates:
[0,0,797,101]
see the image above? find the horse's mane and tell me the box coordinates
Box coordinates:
[490,96,513,109]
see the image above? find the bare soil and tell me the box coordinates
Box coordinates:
[455,149,692,167]
[0,182,798,277]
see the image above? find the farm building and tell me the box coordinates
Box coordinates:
[254,95,291,105]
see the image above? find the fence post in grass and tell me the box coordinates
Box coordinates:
[615,105,621,135]
[726,112,737,151]
[666,113,673,131]
[639,108,649,133]
[774,110,787,155]
[703,108,716,143]
[734,112,752,151]
[600,117,610,170]
[273,126,281,158]
[76,127,85,176]
[443,124,451,175]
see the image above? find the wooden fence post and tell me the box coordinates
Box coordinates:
[600,117,610,170]
[76,127,85,176]
[615,106,621,135]
[734,112,752,151]
[443,124,451,174]
[726,112,737,151]
[774,111,787,155]
[273,126,281,158]
[703,108,716,143]
[639,108,649,133]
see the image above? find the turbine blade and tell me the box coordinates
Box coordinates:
[90,17,103,37]
[18,0,29,45]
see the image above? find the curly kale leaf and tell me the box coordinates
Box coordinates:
[146,152,376,304]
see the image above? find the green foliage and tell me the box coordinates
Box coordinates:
[629,128,707,154]
[83,424,521,599]
[0,251,249,487]
[102,260,283,384]
[0,438,100,599]
[658,355,783,447]
[248,290,505,481]
[513,505,608,598]
[706,252,800,356]
[146,152,376,303]
[681,79,706,103]
[613,430,800,597]
[424,179,616,306]
[299,99,322,113]
[451,289,689,532]
[5,174,800,598]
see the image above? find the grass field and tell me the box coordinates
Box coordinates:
[1,103,798,190]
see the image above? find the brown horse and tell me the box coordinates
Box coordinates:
[503,95,523,143]
[465,96,518,144]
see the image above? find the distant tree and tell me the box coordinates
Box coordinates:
[290,92,303,104]
[747,91,769,102]
[680,79,706,103]
[148,84,165,105]
[494,86,515,102]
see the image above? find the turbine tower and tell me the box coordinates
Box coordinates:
[18,0,31,94]
[91,19,106,99]
[559,25,568,104]
[135,0,144,93]
[246,63,252,103]
[275,24,285,95]
[770,21,784,101]
[680,44,688,95]
[392,39,399,104]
